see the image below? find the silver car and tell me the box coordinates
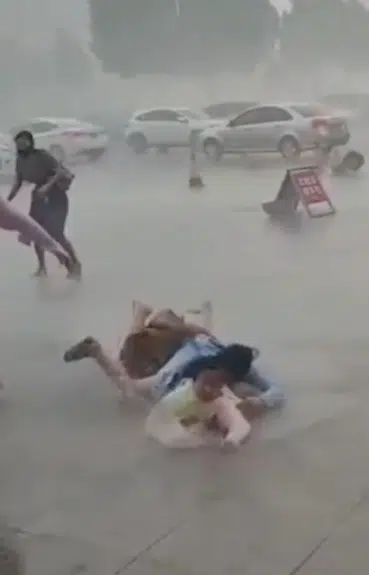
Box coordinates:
[200,102,350,162]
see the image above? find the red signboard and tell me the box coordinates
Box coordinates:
[289,167,336,217]
[262,167,336,218]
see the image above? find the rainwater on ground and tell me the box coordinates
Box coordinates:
[1,149,369,574]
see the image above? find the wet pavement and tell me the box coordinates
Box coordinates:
[1,151,369,574]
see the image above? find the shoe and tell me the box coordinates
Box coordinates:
[63,337,97,362]
[32,267,47,278]
[67,261,82,280]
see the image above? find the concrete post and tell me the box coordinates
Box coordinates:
[188,129,204,189]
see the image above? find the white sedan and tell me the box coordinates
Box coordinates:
[0,134,15,181]
[9,117,110,163]
[124,107,223,154]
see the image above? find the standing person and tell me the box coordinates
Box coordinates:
[7,130,82,278]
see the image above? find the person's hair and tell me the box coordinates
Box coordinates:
[214,344,255,382]
[14,130,34,147]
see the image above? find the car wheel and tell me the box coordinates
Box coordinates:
[204,139,223,163]
[278,137,301,160]
[49,145,66,163]
[343,151,364,172]
[127,133,148,155]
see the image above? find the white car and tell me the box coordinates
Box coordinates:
[0,134,15,180]
[9,117,110,163]
[124,107,223,154]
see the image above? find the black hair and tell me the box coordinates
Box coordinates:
[213,344,255,381]
[14,130,34,147]
[179,343,257,385]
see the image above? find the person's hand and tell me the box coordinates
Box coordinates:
[36,184,49,196]
[221,435,241,452]
[238,397,265,420]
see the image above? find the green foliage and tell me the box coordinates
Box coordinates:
[88,0,279,76]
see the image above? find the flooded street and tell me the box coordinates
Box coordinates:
[1,151,369,574]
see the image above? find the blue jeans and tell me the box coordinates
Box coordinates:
[152,335,223,399]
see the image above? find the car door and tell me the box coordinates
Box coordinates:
[255,107,294,151]
[222,108,269,152]
[158,110,190,146]
[135,109,188,146]
[133,110,162,145]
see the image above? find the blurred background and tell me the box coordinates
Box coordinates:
[1,0,369,125]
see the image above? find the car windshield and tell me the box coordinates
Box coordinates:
[178,109,209,120]
[292,104,331,118]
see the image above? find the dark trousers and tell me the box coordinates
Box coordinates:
[29,194,78,263]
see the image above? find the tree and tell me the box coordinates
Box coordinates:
[88,0,280,76]
[52,29,92,86]
[279,0,369,72]
[279,0,346,70]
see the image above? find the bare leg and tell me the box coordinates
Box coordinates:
[33,244,47,276]
[130,301,153,332]
[64,337,158,397]
[116,301,153,354]
[56,234,82,279]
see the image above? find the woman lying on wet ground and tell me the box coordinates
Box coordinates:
[63,302,285,448]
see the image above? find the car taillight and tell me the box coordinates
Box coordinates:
[311,118,329,135]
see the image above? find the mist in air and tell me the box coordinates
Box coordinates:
[0,0,369,124]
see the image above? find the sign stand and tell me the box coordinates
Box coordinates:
[262,166,336,218]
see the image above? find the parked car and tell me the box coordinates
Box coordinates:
[200,102,350,162]
[82,111,132,141]
[203,101,258,120]
[0,137,15,181]
[9,117,110,163]
[124,107,223,154]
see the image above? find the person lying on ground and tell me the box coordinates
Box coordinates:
[63,302,285,420]
[0,196,72,275]
[145,368,252,449]
[65,320,253,449]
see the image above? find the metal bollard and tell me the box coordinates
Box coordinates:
[188,129,204,189]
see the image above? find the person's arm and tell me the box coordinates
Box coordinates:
[212,395,251,448]
[245,364,286,411]
[7,170,23,201]
[37,152,73,193]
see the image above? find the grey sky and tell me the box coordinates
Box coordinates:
[1,0,368,47]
